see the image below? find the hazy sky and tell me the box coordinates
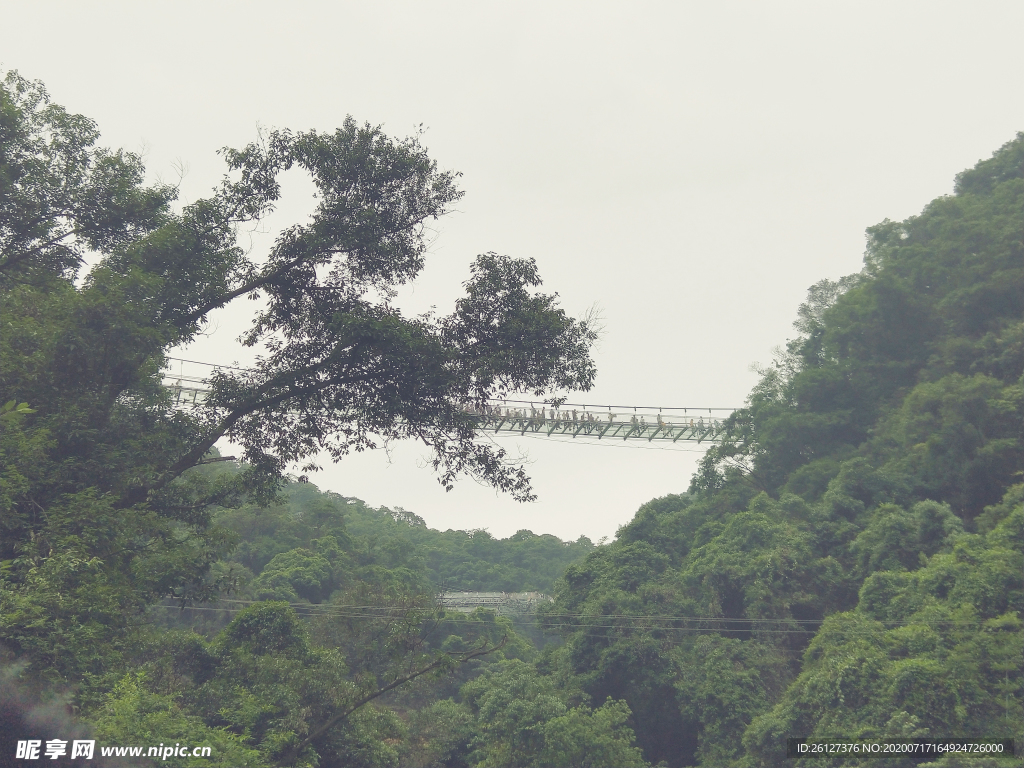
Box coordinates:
[6,2,1024,541]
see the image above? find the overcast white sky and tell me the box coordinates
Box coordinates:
[7,2,1024,541]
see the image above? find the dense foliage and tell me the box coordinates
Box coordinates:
[1,70,1020,767]
[0,71,614,766]
[150,471,593,634]
[540,134,1024,766]
[221,478,595,596]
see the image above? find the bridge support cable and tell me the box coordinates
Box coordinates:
[160,356,737,444]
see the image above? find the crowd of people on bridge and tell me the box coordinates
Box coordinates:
[457,403,721,435]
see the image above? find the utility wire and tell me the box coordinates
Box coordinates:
[165,356,252,371]
[150,600,992,628]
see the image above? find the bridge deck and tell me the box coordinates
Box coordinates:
[164,376,731,444]
[465,405,726,442]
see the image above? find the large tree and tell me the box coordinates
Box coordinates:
[0,71,597,684]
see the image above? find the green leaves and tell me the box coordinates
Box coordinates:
[445,253,598,400]
[460,660,649,768]
[250,549,333,603]
[871,374,1023,518]
[0,71,174,285]
[0,70,598,703]
[218,602,310,657]
[0,399,34,419]
[850,501,963,579]
[542,134,1024,766]
[539,698,649,768]
[91,673,264,768]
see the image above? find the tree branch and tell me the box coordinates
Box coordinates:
[181,208,441,325]
[284,636,507,764]
[195,456,237,465]
[0,226,80,273]
[127,368,364,506]
[181,254,305,324]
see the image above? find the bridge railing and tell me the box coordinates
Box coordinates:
[463,404,729,443]
[160,359,734,443]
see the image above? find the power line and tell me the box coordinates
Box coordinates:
[165,356,252,371]
[150,600,992,629]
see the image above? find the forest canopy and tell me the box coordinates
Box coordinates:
[1,71,1022,768]
[539,133,1024,767]
[0,70,605,766]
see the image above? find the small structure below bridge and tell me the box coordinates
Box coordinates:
[440,591,553,616]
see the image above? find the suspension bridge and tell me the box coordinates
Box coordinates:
[163,357,736,444]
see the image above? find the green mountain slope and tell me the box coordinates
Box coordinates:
[543,134,1024,768]
[212,478,595,600]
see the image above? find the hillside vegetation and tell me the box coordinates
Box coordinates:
[1,70,1020,767]
[538,134,1024,767]
[216,475,594,598]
